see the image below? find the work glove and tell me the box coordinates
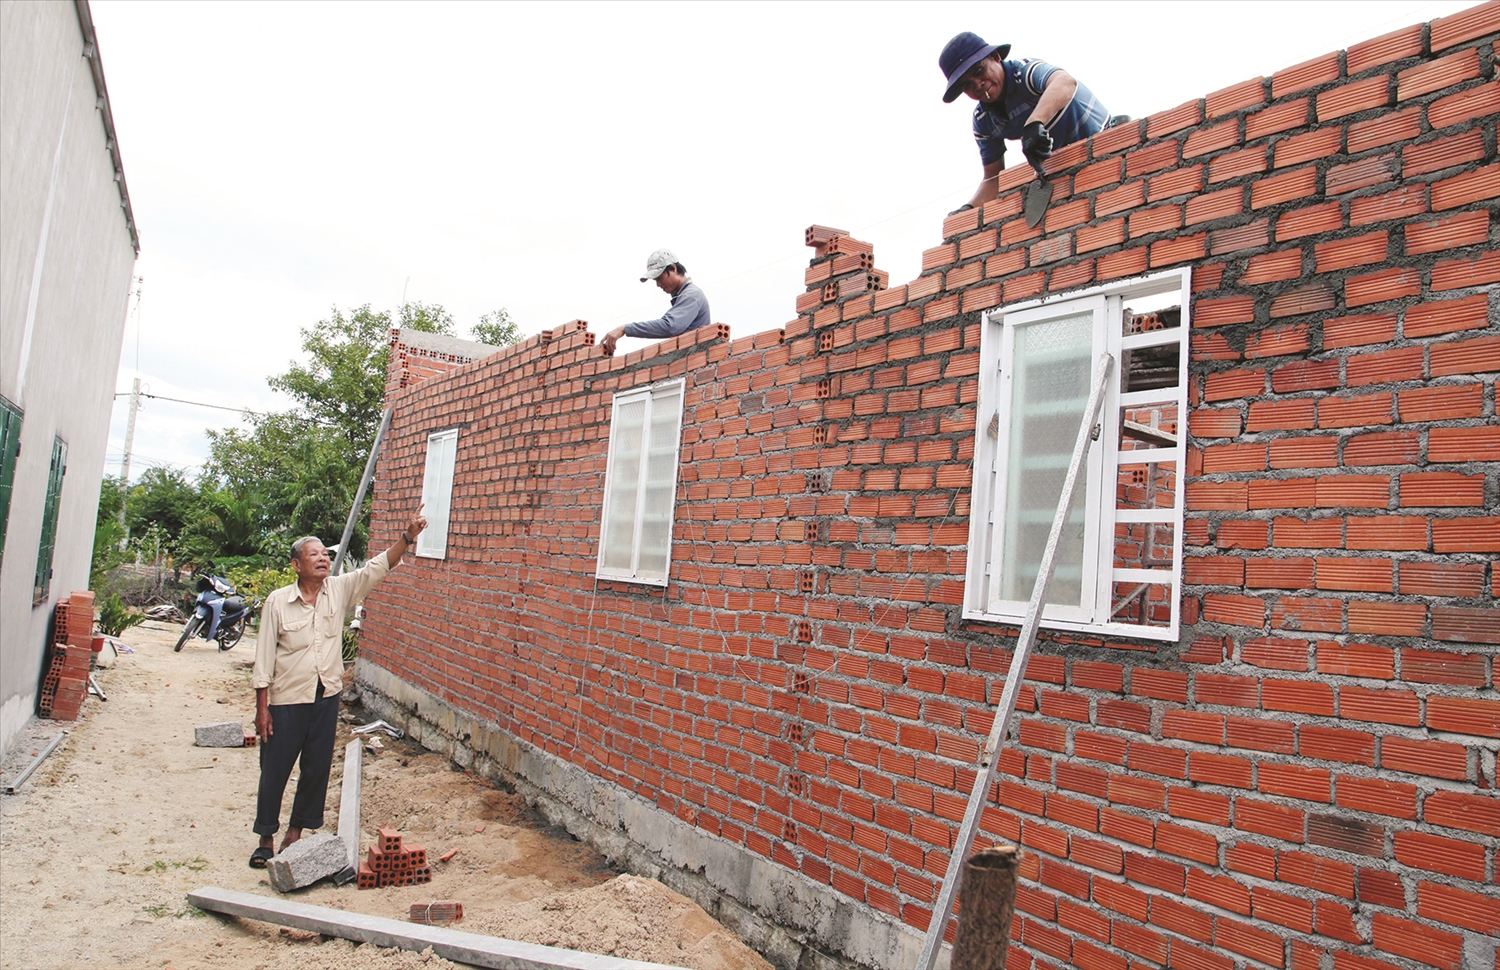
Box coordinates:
[1021,121,1053,168]
[947,203,975,216]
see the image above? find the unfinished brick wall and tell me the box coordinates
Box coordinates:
[361,6,1498,970]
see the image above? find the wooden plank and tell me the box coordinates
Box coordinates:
[187,886,691,970]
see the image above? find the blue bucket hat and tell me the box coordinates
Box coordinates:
[939,32,1011,103]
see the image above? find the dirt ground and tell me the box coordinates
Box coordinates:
[0,619,772,970]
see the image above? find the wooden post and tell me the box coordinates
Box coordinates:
[951,846,1020,970]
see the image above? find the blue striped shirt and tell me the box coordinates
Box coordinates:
[972,59,1112,166]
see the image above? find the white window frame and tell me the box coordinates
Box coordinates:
[596,378,686,586]
[416,428,458,559]
[965,268,1191,642]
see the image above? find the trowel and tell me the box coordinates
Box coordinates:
[1023,158,1052,228]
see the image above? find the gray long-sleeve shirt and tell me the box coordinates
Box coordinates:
[623,281,711,339]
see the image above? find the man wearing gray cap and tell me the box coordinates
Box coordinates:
[599,250,711,357]
[939,31,1115,212]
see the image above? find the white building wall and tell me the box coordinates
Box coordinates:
[0,0,137,758]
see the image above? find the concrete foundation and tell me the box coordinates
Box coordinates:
[355,659,941,970]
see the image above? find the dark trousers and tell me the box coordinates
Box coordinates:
[254,685,339,836]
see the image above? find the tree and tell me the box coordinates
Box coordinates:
[124,466,198,543]
[472,308,522,347]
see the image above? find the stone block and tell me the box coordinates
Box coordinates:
[194,721,245,747]
[267,833,349,893]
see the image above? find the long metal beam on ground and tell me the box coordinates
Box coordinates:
[187,886,693,970]
[914,352,1114,970]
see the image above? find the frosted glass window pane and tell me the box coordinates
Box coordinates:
[602,398,647,572]
[1000,312,1092,605]
[636,388,681,580]
[418,430,457,559]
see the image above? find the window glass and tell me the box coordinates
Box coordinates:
[597,380,685,586]
[417,429,457,559]
[33,436,67,604]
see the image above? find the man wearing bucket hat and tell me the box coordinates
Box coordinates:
[940,32,1115,212]
[599,250,712,357]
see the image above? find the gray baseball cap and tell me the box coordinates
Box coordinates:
[641,249,678,282]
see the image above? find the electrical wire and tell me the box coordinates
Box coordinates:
[112,390,264,417]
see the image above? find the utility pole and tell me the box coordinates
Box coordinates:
[118,376,140,530]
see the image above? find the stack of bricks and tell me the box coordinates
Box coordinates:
[361,6,1500,970]
[38,592,94,721]
[358,826,430,889]
[798,225,890,316]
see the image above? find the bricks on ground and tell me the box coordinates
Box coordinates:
[39,591,95,721]
[359,6,1500,969]
[358,827,430,889]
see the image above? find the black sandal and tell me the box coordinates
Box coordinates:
[249,846,274,869]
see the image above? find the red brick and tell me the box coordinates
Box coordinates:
[1277,201,1343,241]
[1343,431,1420,467]
[1317,75,1391,121]
[1252,166,1318,209]
[1381,734,1469,781]
[1346,345,1422,386]
[1336,775,1418,820]
[1217,915,1287,967]
[1313,231,1387,273]
[1346,515,1427,551]
[1147,99,1203,139]
[1349,185,1427,226]
[1349,105,1423,153]
[1423,790,1500,838]
[1396,834,1487,886]
[1400,383,1484,421]
[1432,162,1500,210]
[1186,187,1244,225]
[1306,813,1384,857]
[1269,282,1335,319]
[1323,313,1396,349]
[1399,562,1484,597]
[1344,267,1421,307]
[1372,912,1465,970]
[1399,472,1485,507]
[1429,426,1500,463]
[1430,2,1500,51]
[1347,601,1425,636]
[1428,696,1500,737]
[1428,80,1500,130]
[1340,685,1420,726]
[1405,128,1487,179]
[1273,52,1341,98]
[1346,25,1424,75]
[1300,725,1375,765]
[1404,210,1490,255]
[1184,118,1243,158]
[1274,127,1342,168]
[1317,640,1395,678]
[1246,99,1309,140]
[1430,333,1500,375]
[1404,294,1490,338]
[1417,881,1500,936]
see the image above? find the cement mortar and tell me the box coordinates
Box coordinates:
[355,659,945,970]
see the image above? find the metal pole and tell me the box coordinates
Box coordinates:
[915,352,1113,970]
[4,730,66,795]
[332,408,393,576]
[118,376,140,528]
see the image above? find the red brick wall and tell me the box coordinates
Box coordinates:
[363,7,1498,969]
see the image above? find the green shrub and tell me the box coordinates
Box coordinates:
[221,562,297,601]
[96,592,147,637]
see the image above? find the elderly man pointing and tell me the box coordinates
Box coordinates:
[248,507,427,869]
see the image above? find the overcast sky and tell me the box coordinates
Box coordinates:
[89,0,1476,482]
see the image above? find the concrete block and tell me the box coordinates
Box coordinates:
[267,833,349,893]
[195,721,245,747]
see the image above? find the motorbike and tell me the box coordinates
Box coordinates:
[174,575,260,652]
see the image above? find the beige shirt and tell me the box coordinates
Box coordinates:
[252,556,392,705]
